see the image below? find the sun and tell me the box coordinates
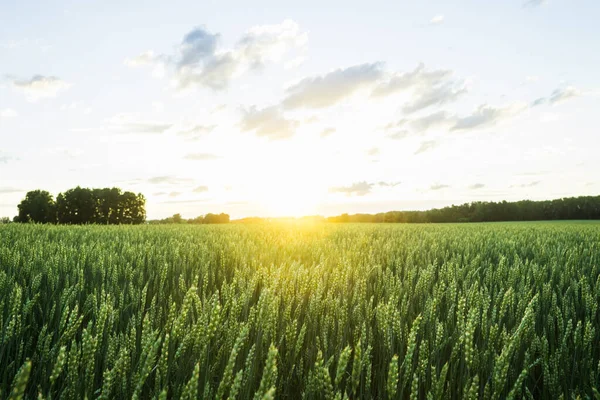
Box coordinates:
[258,187,321,217]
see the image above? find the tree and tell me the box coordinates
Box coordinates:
[172,213,183,224]
[203,213,230,224]
[14,190,57,223]
[1,217,11,224]
[93,188,123,224]
[57,187,96,224]
[119,192,146,224]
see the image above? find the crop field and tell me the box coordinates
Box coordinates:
[1,222,600,399]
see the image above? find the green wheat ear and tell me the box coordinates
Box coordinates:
[9,360,32,400]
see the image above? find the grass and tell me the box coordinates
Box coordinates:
[1,221,599,399]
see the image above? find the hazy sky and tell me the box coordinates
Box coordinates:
[1,0,599,219]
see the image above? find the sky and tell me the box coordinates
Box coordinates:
[1,0,599,219]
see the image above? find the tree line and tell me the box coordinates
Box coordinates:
[149,213,230,224]
[12,187,146,224]
[326,195,600,223]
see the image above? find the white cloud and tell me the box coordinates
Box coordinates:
[403,83,466,114]
[0,151,16,163]
[525,75,540,83]
[320,127,336,138]
[11,75,71,101]
[415,140,439,155]
[511,181,541,188]
[184,153,221,161]
[367,147,380,157]
[176,124,216,140]
[430,183,449,190]
[127,20,307,90]
[284,56,306,70]
[240,106,298,140]
[549,86,581,105]
[451,103,526,131]
[108,113,172,134]
[430,15,445,25]
[147,176,194,185]
[387,130,410,140]
[524,0,547,7]
[283,62,384,109]
[330,181,373,196]
[406,110,454,133]
[237,19,307,68]
[469,183,485,190]
[371,63,451,98]
[0,108,18,118]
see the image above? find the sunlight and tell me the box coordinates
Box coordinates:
[256,184,322,217]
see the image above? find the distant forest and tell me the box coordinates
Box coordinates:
[149,213,230,224]
[4,193,599,225]
[325,195,600,223]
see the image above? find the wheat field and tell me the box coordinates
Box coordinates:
[1,222,599,399]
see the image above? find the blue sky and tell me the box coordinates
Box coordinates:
[1,0,598,219]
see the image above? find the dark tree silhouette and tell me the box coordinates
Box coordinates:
[14,187,146,225]
[13,190,57,223]
[326,195,600,223]
[57,187,96,224]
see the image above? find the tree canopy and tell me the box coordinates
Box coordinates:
[13,190,57,223]
[326,195,600,223]
[14,187,146,224]
[149,213,230,224]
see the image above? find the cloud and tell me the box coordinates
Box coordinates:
[524,0,547,7]
[283,62,384,109]
[47,147,83,160]
[451,103,526,131]
[125,50,164,67]
[147,176,194,185]
[124,51,167,77]
[285,56,305,70]
[525,75,540,83]
[329,181,374,196]
[160,198,212,204]
[108,113,172,134]
[387,130,410,140]
[0,187,23,194]
[0,108,18,118]
[387,102,522,136]
[184,153,221,161]
[193,186,209,193]
[469,183,485,190]
[127,20,307,90]
[430,15,445,25]
[549,86,580,105]
[10,75,70,100]
[414,140,439,155]
[371,63,451,98]
[320,127,336,138]
[236,19,307,67]
[430,184,449,190]
[403,83,466,114]
[378,181,401,187]
[169,192,182,198]
[531,97,546,107]
[407,110,454,133]
[367,147,380,156]
[176,124,216,140]
[177,27,220,68]
[511,181,541,188]
[0,151,15,163]
[240,106,298,139]
[153,192,167,196]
